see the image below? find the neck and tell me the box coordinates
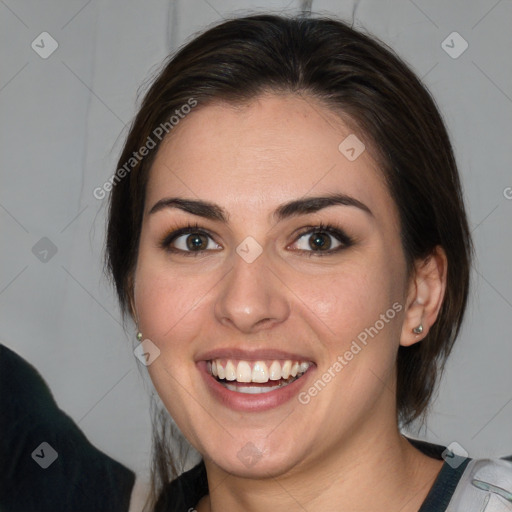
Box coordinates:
[198,420,443,512]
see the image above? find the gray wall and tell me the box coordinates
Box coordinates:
[1,0,511,482]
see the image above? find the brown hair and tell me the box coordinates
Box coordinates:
[105,13,473,509]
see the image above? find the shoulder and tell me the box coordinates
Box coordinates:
[405,436,512,512]
[446,457,512,511]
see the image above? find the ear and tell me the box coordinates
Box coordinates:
[400,246,448,347]
[128,294,137,322]
[126,272,137,322]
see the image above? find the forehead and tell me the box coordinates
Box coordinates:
[145,93,395,224]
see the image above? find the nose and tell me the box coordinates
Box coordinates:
[214,248,291,334]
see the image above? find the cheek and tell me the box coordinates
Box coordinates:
[293,260,406,403]
[288,257,401,339]
[133,255,214,440]
[133,251,216,343]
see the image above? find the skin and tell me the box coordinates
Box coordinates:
[132,92,447,512]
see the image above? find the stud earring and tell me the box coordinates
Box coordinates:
[412,324,423,335]
[133,307,143,341]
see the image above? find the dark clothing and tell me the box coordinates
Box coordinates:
[0,344,135,512]
[410,438,470,512]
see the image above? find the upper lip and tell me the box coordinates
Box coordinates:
[196,348,315,363]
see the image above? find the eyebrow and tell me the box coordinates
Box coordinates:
[148,193,373,222]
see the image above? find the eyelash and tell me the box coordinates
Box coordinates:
[159,221,354,257]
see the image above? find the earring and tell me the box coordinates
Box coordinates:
[134,307,143,341]
[412,324,423,335]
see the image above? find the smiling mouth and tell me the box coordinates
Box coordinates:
[207,358,313,394]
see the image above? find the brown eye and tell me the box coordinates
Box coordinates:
[308,232,333,251]
[184,233,209,251]
[295,230,339,252]
[290,224,354,255]
[161,226,222,255]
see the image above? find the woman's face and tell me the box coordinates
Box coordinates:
[134,93,413,477]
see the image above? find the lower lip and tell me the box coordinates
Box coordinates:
[197,361,315,412]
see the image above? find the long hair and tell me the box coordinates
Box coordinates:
[105,14,473,510]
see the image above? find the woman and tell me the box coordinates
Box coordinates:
[105,13,510,512]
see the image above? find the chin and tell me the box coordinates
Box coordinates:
[198,431,310,480]
[212,448,301,479]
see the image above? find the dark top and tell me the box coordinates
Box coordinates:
[0,344,135,512]
[155,436,471,512]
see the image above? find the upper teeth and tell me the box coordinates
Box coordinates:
[208,359,312,383]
